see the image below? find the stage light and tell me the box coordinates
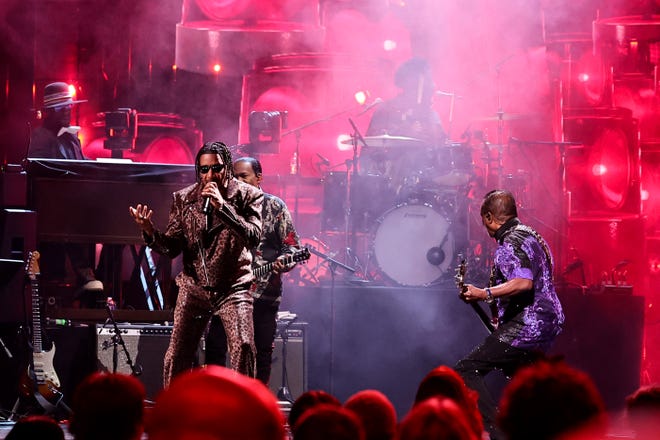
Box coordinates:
[212,63,222,73]
[354,91,368,105]
[383,39,397,51]
[68,83,77,98]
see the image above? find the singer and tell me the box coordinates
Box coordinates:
[129,141,263,384]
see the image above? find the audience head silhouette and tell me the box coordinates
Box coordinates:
[289,389,341,430]
[293,404,365,440]
[625,384,660,440]
[147,365,284,440]
[498,359,607,440]
[414,365,484,438]
[69,372,145,440]
[6,415,64,440]
[399,396,478,440]
[344,389,397,440]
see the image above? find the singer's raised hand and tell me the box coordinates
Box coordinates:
[129,204,155,236]
[201,182,224,211]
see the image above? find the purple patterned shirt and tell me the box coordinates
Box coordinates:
[492,218,564,351]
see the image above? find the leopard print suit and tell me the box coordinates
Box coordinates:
[145,178,263,385]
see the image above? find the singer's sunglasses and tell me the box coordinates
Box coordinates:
[198,164,225,174]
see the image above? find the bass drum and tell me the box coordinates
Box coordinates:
[373,203,454,286]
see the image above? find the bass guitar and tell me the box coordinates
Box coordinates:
[18,251,64,412]
[455,257,497,334]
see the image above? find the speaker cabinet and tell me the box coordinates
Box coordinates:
[269,325,307,401]
[96,324,175,399]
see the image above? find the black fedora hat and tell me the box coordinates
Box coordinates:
[42,82,87,109]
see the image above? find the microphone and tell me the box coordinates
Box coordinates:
[316,153,330,166]
[426,247,446,266]
[202,197,212,215]
[357,98,383,116]
[46,318,73,326]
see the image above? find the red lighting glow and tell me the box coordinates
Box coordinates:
[68,83,77,98]
[577,73,589,83]
[213,64,222,73]
[591,163,607,176]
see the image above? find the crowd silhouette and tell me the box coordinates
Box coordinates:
[6,360,659,440]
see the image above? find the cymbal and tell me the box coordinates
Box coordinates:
[360,134,425,148]
[474,113,529,121]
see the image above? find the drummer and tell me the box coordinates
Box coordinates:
[366,57,447,146]
[363,57,447,196]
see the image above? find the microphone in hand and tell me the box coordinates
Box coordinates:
[202,196,212,215]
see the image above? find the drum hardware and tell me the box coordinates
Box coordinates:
[305,245,355,395]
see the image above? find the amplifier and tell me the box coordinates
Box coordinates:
[96,324,202,399]
[269,323,307,401]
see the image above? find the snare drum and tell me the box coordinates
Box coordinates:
[373,203,454,286]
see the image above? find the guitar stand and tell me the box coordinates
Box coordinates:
[102,303,143,376]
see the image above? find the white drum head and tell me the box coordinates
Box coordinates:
[373,203,454,286]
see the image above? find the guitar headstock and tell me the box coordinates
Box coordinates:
[25,251,41,281]
[455,256,467,299]
[295,247,311,264]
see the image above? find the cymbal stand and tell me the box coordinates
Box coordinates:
[493,66,506,189]
[344,118,369,271]
[281,107,355,226]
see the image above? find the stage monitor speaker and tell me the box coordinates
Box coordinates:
[269,324,307,401]
[96,324,201,399]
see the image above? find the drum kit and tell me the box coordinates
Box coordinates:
[319,133,477,287]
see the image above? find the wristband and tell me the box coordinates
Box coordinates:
[485,287,494,304]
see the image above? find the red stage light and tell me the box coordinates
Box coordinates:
[587,127,633,210]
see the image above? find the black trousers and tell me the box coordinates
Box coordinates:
[455,333,540,439]
[206,298,278,385]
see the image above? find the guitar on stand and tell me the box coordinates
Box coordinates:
[455,256,498,334]
[17,251,68,416]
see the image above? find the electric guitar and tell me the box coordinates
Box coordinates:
[18,251,64,412]
[252,248,311,293]
[455,257,497,334]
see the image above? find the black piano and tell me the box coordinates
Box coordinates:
[26,158,196,244]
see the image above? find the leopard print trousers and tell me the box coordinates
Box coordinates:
[163,286,256,387]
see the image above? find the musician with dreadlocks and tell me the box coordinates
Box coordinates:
[129,141,263,384]
[455,189,564,440]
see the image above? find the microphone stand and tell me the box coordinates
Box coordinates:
[103,303,142,376]
[276,315,297,403]
[306,246,355,395]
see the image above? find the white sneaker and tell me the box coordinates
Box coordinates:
[82,280,104,291]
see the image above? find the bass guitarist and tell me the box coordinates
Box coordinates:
[455,189,564,440]
[206,157,302,386]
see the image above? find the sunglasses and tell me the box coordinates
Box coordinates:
[199,164,225,174]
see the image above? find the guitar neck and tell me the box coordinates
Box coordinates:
[470,302,495,334]
[253,254,295,279]
[31,279,43,353]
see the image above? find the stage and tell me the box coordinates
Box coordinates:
[0,283,644,419]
